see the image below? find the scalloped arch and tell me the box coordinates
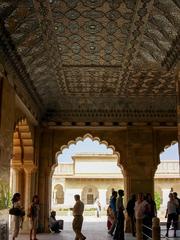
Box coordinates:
[55,133,120,165]
[160,140,178,156]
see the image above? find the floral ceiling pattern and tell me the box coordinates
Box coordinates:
[0,0,179,122]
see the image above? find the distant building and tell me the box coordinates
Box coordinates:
[51,154,180,209]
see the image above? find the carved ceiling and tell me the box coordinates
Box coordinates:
[0,0,180,123]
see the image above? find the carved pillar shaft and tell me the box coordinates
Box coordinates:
[124,128,157,202]
[176,69,180,174]
[124,172,154,201]
[20,165,36,233]
[98,189,107,208]
[11,167,22,194]
[24,165,37,211]
[24,170,32,212]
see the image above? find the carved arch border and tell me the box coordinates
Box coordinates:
[55,133,121,167]
[159,140,178,160]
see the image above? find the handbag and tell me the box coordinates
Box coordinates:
[9,206,25,216]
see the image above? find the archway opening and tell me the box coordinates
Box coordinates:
[9,119,36,231]
[51,134,123,224]
[154,142,180,221]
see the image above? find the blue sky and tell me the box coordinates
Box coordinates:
[58,138,179,163]
[160,143,179,161]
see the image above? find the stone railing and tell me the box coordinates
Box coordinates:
[54,164,74,175]
[54,160,179,177]
[155,161,179,176]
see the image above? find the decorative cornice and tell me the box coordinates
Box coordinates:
[43,108,177,123]
[44,121,177,129]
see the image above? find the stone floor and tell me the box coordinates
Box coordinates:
[10,216,180,240]
[11,221,136,240]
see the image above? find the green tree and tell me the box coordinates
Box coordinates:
[154,192,161,210]
[0,180,12,210]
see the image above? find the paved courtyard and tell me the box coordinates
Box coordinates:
[9,216,180,240]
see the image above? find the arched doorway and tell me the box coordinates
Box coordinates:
[53,184,64,205]
[50,133,123,219]
[10,119,37,231]
[81,186,99,205]
[154,141,180,220]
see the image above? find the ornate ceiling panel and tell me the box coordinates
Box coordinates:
[0,0,179,122]
[51,0,135,66]
[62,67,175,95]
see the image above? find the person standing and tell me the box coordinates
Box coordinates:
[11,193,24,240]
[113,189,125,240]
[28,195,40,240]
[95,198,101,218]
[173,192,180,215]
[108,190,117,236]
[72,194,86,240]
[165,192,179,237]
[126,194,136,237]
[134,193,150,240]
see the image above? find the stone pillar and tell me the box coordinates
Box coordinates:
[98,189,107,208]
[123,127,157,201]
[22,164,36,232]
[124,173,154,201]
[11,167,23,194]
[53,189,57,205]
[0,67,15,240]
[24,166,34,212]
[176,69,180,174]
[162,188,171,207]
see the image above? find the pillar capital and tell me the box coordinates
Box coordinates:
[23,162,37,174]
[11,161,23,172]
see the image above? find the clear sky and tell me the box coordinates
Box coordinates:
[160,143,179,161]
[58,138,179,163]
